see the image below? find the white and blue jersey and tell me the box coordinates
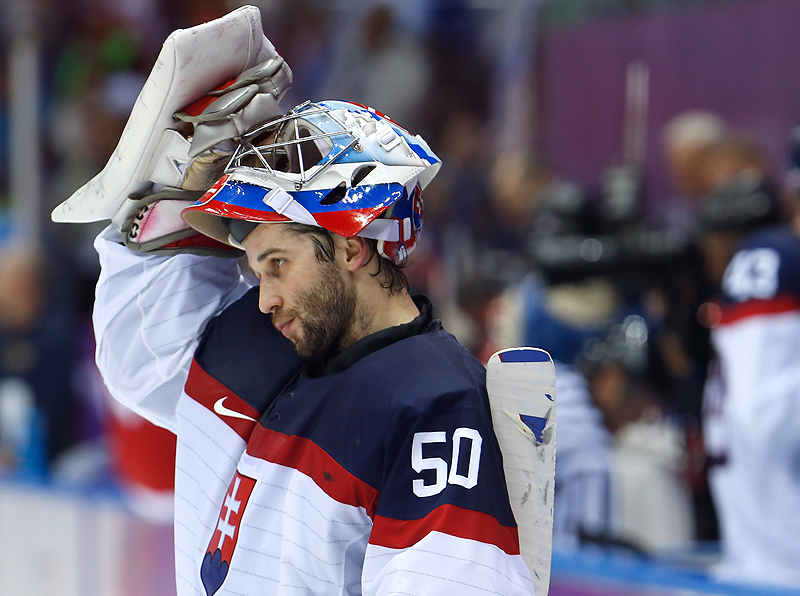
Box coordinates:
[705,225,800,587]
[92,226,535,596]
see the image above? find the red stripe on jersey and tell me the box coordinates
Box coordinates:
[246,425,380,517]
[184,359,260,441]
[719,294,800,326]
[370,503,520,556]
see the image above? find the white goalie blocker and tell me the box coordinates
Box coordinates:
[51,5,291,256]
[487,347,556,596]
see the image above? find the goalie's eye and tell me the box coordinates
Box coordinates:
[250,256,284,282]
[268,257,285,276]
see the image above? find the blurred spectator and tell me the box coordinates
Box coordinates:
[654,133,779,409]
[663,111,729,201]
[482,152,548,252]
[487,266,696,551]
[406,111,498,351]
[698,136,781,284]
[477,142,706,551]
[582,314,696,552]
[660,110,729,231]
[0,242,81,473]
[324,4,431,130]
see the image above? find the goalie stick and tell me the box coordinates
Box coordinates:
[487,347,556,596]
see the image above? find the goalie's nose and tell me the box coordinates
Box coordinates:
[258,278,284,316]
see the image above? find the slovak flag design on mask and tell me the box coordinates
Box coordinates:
[200,472,257,595]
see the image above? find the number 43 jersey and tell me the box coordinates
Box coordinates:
[177,290,535,596]
[715,225,800,386]
[706,224,800,586]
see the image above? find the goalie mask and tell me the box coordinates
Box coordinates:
[182,100,441,264]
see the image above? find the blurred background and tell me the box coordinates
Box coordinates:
[2,0,800,594]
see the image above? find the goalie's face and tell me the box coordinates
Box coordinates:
[243,223,360,359]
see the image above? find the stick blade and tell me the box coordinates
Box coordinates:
[487,347,556,596]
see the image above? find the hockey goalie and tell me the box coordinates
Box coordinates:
[51,6,556,595]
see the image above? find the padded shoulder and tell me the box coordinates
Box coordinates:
[195,287,304,413]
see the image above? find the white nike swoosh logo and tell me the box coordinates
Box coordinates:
[213,397,258,422]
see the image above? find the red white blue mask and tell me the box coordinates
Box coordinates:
[182,100,441,264]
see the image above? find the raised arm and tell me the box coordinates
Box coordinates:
[92,226,250,432]
[53,7,293,430]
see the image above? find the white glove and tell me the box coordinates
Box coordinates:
[51,5,292,256]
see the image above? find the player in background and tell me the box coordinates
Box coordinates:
[702,129,800,587]
[51,8,535,596]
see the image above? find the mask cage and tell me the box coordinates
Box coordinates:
[226,101,358,188]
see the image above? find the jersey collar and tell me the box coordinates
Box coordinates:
[303,294,441,378]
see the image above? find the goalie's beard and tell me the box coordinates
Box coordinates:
[273,258,362,360]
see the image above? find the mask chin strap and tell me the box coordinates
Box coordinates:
[262,187,318,226]
[363,218,408,266]
[359,217,403,242]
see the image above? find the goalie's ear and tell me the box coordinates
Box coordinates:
[340,236,372,273]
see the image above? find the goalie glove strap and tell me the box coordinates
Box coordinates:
[114,188,203,233]
[117,188,242,258]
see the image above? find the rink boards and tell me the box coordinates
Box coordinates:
[1,480,799,596]
[550,548,800,596]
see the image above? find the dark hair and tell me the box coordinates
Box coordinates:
[284,223,337,263]
[284,223,409,294]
